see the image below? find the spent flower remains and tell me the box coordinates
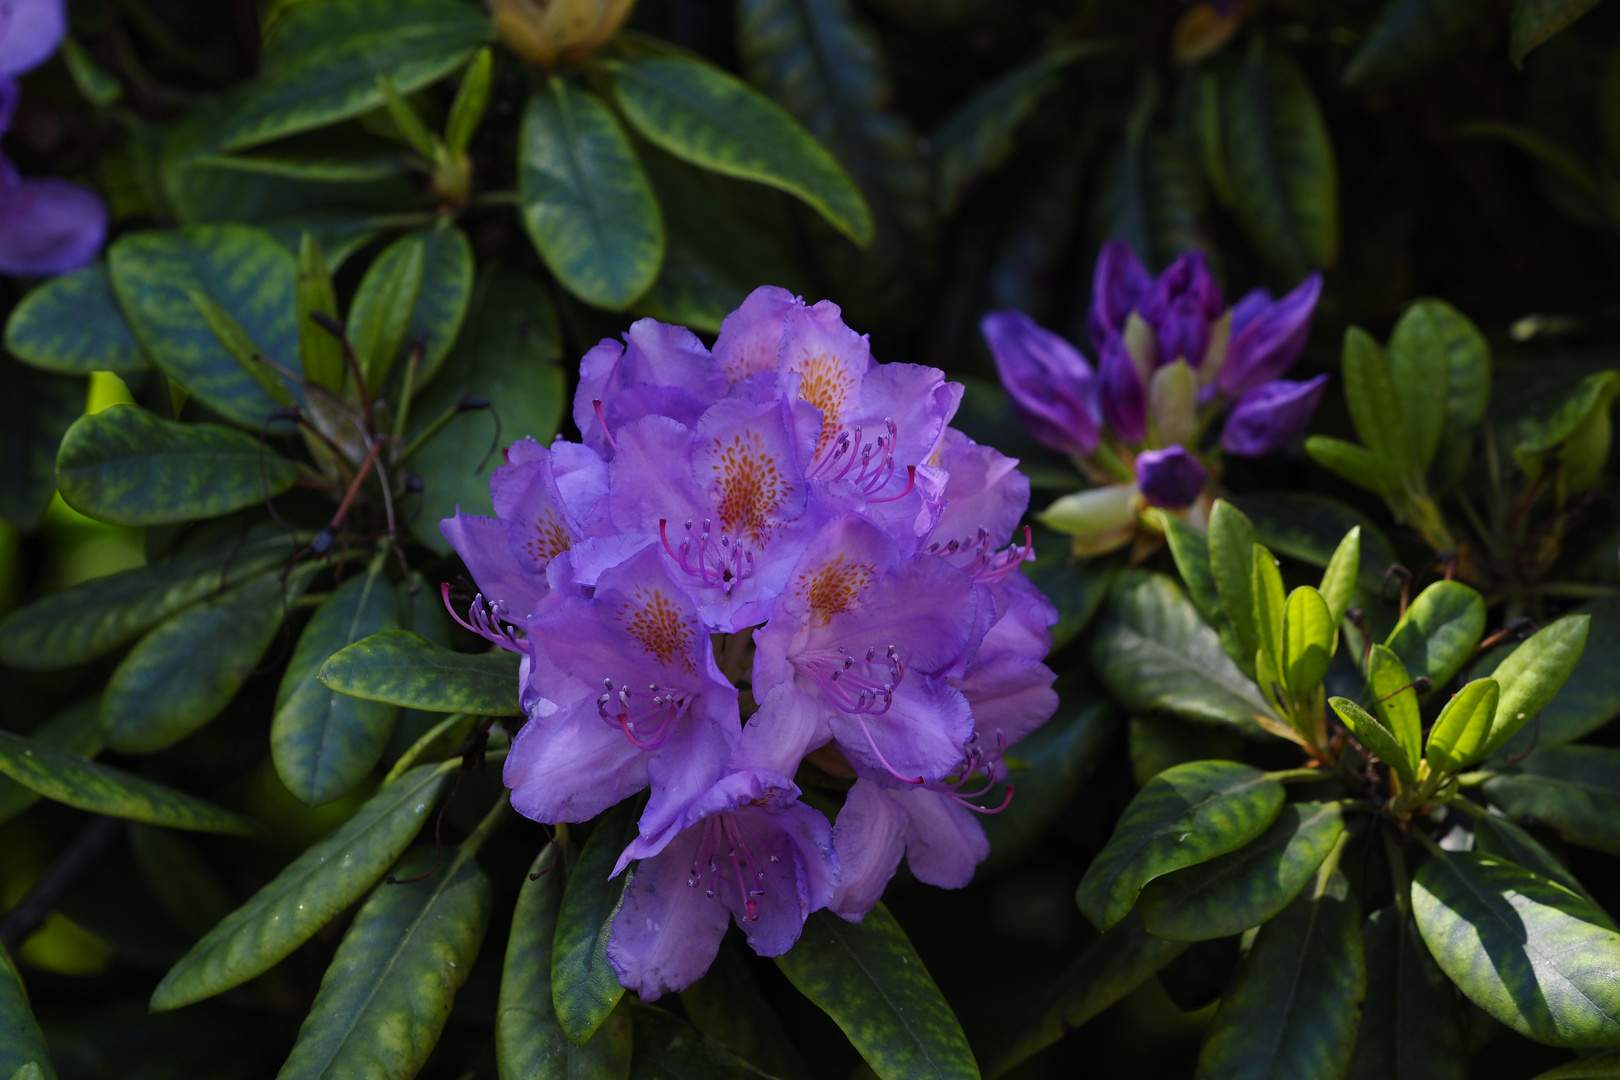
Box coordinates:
[441,285,1058,1000]
[983,239,1325,553]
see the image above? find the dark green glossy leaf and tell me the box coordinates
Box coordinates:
[276,843,492,1079]
[318,630,521,716]
[346,231,425,391]
[1129,714,1244,788]
[384,713,473,784]
[1158,510,1247,672]
[405,273,565,554]
[498,842,633,1080]
[1304,436,1403,499]
[1531,1050,1620,1078]
[108,226,302,427]
[273,561,401,807]
[1472,809,1595,904]
[1345,907,1465,1080]
[681,940,812,1080]
[296,234,343,392]
[1413,849,1620,1047]
[151,761,454,1010]
[103,564,317,754]
[1485,745,1620,855]
[629,1002,781,1080]
[1221,36,1338,279]
[1209,499,1261,666]
[1483,614,1592,757]
[0,699,101,824]
[983,912,1187,1078]
[346,224,473,390]
[1138,801,1345,942]
[554,799,640,1046]
[1502,596,1620,752]
[129,824,236,941]
[1512,371,1620,493]
[55,406,299,527]
[1194,871,1365,1080]
[1384,581,1486,689]
[5,264,149,375]
[776,905,978,1080]
[399,225,474,387]
[219,0,493,150]
[520,78,664,310]
[1091,571,1271,738]
[0,727,256,835]
[1512,0,1606,66]
[1076,759,1285,931]
[1344,0,1493,88]
[0,952,56,1080]
[610,55,871,245]
[0,523,297,670]
[0,356,83,532]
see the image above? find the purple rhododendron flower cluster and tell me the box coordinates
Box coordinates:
[982,240,1324,551]
[0,0,107,276]
[440,286,1059,1000]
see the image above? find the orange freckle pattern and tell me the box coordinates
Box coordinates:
[523,510,572,565]
[793,351,853,453]
[622,587,694,669]
[710,432,792,544]
[795,553,876,627]
[724,342,777,385]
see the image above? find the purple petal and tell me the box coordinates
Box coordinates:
[503,679,649,824]
[571,319,724,456]
[1134,445,1208,509]
[0,78,17,131]
[778,298,872,455]
[712,284,800,387]
[930,428,1031,551]
[1219,374,1329,457]
[1099,336,1147,445]
[829,779,907,920]
[607,821,731,1001]
[1140,250,1223,370]
[440,510,548,621]
[0,0,65,80]
[827,675,973,787]
[1087,238,1152,349]
[1218,273,1321,399]
[900,789,989,890]
[980,310,1102,458]
[0,174,107,277]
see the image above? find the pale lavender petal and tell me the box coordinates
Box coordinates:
[712,284,799,387]
[0,0,65,79]
[900,789,989,889]
[1135,445,1207,509]
[1087,238,1152,348]
[930,428,1030,551]
[981,310,1102,459]
[829,778,907,920]
[778,298,871,455]
[607,822,730,1001]
[1218,273,1322,399]
[503,691,648,824]
[571,319,724,455]
[0,175,107,277]
[440,509,547,620]
[1220,374,1329,457]
[827,675,973,786]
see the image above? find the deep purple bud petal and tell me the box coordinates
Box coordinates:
[1087,238,1152,349]
[1141,249,1223,369]
[0,0,65,79]
[0,174,107,276]
[0,78,17,132]
[1220,374,1329,457]
[1135,445,1207,509]
[980,310,1101,457]
[1219,273,1322,399]
[1099,336,1147,445]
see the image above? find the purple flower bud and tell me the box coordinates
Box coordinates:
[1140,250,1224,370]
[980,310,1102,458]
[0,75,106,278]
[1087,238,1152,350]
[1218,274,1322,400]
[1099,335,1147,445]
[1220,374,1329,457]
[1135,445,1207,509]
[0,0,65,79]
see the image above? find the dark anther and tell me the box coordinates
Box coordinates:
[1411,676,1432,695]
[405,475,425,494]
[309,311,345,337]
[1474,617,1539,658]
[1382,564,1412,617]
[1438,551,1459,582]
[458,394,491,411]
[310,526,337,557]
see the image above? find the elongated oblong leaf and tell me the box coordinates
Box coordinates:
[984,911,1186,1078]
[1194,872,1366,1080]
[0,699,101,825]
[1208,499,1260,665]
[219,0,493,150]
[1305,436,1403,498]
[610,55,871,245]
[776,905,979,1080]
[1414,850,1620,1047]
[1385,581,1486,689]
[1511,0,1605,66]
[1501,596,1620,751]
[318,630,521,716]
[1341,327,1410,480]
[1387,299,1453,472]
[1483,614,1592,758]
[520,78,663,310]
[276,843,492,1079]
[1330,697,1417,787]
[681,940,813,1080]
[1138,801,1345,942]
[5,263,148,375]
[108,226,301,427]
[347,232,425,390]
[103,565,317,754]
[553,800,640,1046]
[0,728,255,835]
[498,843,633,1080]
[151,761,454,1010]
[1368,644,1422,766]
[1472,810,1595,903]
[1282,586,1333,698]
[1346,907,1466,1080]
[1090,572,1271,737]
[1424,678,1499,774]
[0,953,55,1080]
[1076,759,1285,931]
[1485,746,1620,856]
[56,406,300,527]
[273,563,401,807]
[0,356,82,532]
[1318,526,1360,626]
[0,524,295,669]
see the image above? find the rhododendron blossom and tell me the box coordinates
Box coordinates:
[443,286,1058,997]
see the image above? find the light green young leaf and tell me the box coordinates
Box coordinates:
[296,233,343,392]
[1482,614,1592,758]
[1368,644,1422,766]
[445,47,493,159]
[1208,500,1260,663]
[1387,300,1453,472]
[1251,544,1286,678]
[1385,580,1486,688]
[1305,435,1403,498]
[1341,326,1411,479]
[1282,586,1334,699]
[1318,526,1360,626]
[1329,697,1417,789]
[1424,678,1500,774]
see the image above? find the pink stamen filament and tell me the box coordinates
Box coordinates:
[924,732,1015,813]
[808,418,916,503]
[928,525,1035,584]
[597,677,688,751]
[685,813,778,922]
[440,583,523,652]
[659,518,756,592]
[592,399,618,452]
